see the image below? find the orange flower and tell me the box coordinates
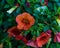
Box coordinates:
[7,26,28,43]
[36,32,51,47]
[7,26,23,40]
[8,26,21,37]
[16,12,35,30]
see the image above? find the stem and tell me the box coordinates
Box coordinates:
[43,20,50,25]
[46,38,52,48]
[17,0,23,6]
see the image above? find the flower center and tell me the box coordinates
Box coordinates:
[12,29,20,36]
[22,19,29,24]
[41,36,47,40]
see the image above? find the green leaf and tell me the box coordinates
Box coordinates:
[36,31,40,36]
[24,31,30,36]
[23,4,32,14]
[4,4,10,8]
[0,0,5,7]
[18,46,23,48]
[28,0,40,3]
[54,0,59,2]
[55,42,60,48]
[6,0,14,6]
[0,20,3,26]
[16,7,21,14]
[18,0,25,5]
[17,0,21,5]
[50,43,55,48]
[46,38,52,48]
[38,23,44,32]
[54,4,57,12]
[51,27,57,33]
[0,12,4,26]
[57,26,60,32]
[57,7,60,14]
[43,25,49,32]
[21,0,26,4]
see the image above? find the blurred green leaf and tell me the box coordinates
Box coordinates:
[4,4,10,8]
[28,0,40,3]
[38,23,44,32]
[0,20,3,26]
[57,7,60,14]
[23,5,32,14]
[36,31,40,36]
[6,0,14,6]
[0,0,5,7]
[21,0,26,4]
[43,25,49,32]
[46,38,52,48]
[50,43,55,48]
[55,43,60,48]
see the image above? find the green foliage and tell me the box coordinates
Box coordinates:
[57,7,60,14]
[6,0,14,6]
[43,25,49,32]
[0,0,60,48]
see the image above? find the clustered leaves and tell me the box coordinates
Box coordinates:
[0,0,60,48]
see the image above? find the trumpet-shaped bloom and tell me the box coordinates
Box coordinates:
[16,12,35,30]
[36,32,51,47]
